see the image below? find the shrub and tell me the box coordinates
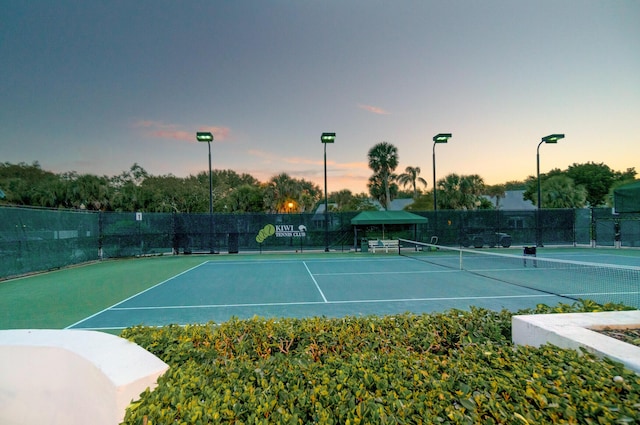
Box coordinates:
[121,301,640,424]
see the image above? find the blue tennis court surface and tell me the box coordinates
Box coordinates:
[66,252,636,331]
[534,251,640,267]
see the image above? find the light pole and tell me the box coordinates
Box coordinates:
[536,133,564,247]
[321,132,336,252]
[432,133,451,235]
[196,131,214,253]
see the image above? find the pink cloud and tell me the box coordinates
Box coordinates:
[337,161,369,170]
[133,120,231,142]
[247,149,276,162]
[358,104,390,115]
[283,156,323,166]
[196,126,231,141]
[151,130,193,142]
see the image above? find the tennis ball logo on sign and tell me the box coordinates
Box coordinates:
[255,224,275,243]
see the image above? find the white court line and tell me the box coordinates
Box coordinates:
[64,261,210,329]
[197,257,408,266]
[314,270,459,276]
[107,290,640,312]
[110,292,561,311]
[303,261,328,303]
[313,266,579,276]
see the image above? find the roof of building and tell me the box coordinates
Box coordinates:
[483,190,535,210]
[350,210,427,225]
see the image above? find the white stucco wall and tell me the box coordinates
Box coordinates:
[0,329,169,425]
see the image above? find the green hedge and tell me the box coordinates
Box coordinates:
[121,302,640,424]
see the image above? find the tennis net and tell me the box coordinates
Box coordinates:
[398,238,640,308]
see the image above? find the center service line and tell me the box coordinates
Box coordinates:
[303,261,328,303]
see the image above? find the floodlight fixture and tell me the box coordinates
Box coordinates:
[536,133,564,246]
[321,132,336,143]
[541,133,565,144]
[321,132,336,252]
[433,133,452,143]
[432,133,452,218]
[196,132,214,142]
[196,131,215,253]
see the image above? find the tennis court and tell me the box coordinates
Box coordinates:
[1,246,637,332]
[59,245,639,331]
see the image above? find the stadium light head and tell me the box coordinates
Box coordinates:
[433,133,452,143]
[321,132,336,143]
[541,134,564,144]
[196,132,214,142]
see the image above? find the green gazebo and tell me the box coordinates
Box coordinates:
[351,210,427,241]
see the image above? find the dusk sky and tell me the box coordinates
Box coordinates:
[1,1,638,194]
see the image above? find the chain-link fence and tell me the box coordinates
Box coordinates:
[0,206,99,279]
[1,206,638,280]
[592,208,640,248]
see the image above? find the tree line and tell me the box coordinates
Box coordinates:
[365,141,636,211]
[0,149,635,213]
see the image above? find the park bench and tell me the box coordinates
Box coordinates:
[369,239,399,253]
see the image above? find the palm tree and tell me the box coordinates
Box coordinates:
[367,142,399,210]
[367,173,399,209]
[484,184,506,209]
[436,173,463,210]
[461,174,486,208]
[329,189,377,211]
[296,179,322,213]
[263,173,321,213]
[541,175,587,208]
[396,166,427,199]
[264,173,296,213]
[436,173,486,210]
[330,189,353,211]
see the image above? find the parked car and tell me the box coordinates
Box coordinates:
[460,231,512,248]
